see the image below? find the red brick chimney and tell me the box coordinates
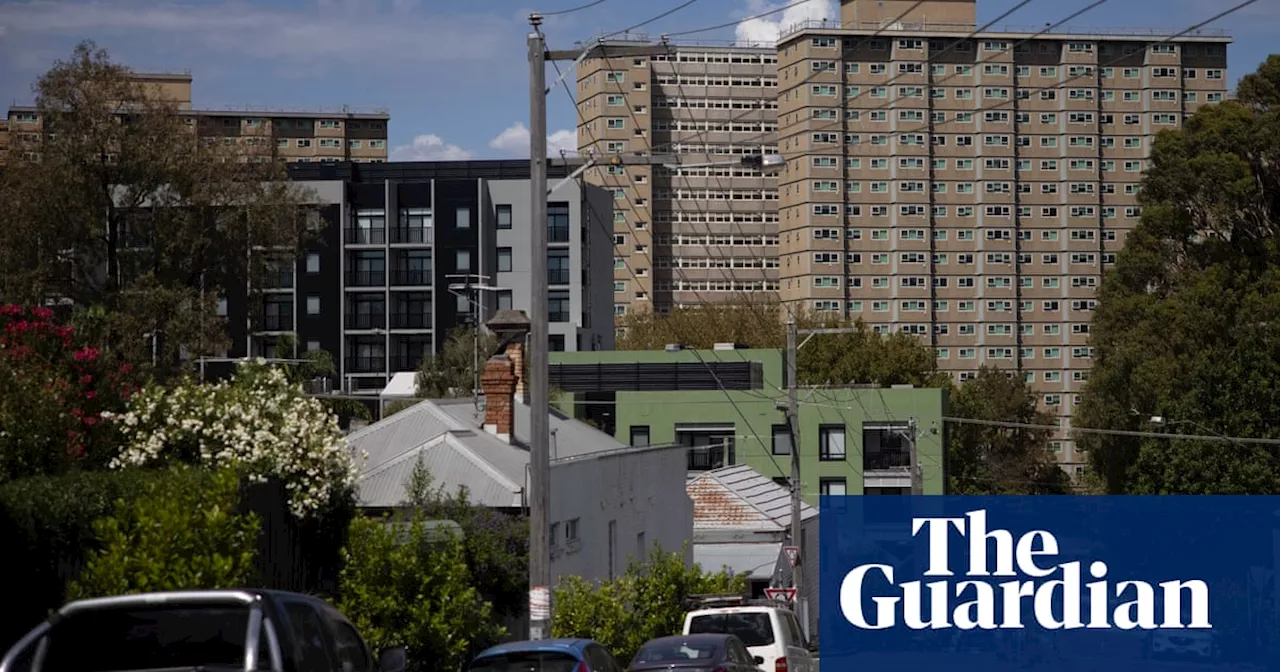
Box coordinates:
[481,354,517,442]
[505,341,526,401]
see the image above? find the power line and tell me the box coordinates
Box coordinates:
[942,415,1280,447]
[601,0,704,39]
[664,0,814,38]
[538,0,611,17]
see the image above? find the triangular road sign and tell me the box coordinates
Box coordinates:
[783,545,800,567]
[764,587,797,603]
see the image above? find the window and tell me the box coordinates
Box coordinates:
[306,253,320,273]
[455,206,471,229]
[307,296,320,315]
[456,249,471,272]
[820,478,847,496]
[548,249,570,284]
[497,291,513,311]
[687,613,775,647]
[496,204,513,229]
[819,425,846,461]
[630,426,650,447]
[497,247,512,272]
[548,202,570,243]
[329,620,372,672]
[772,424,792,455]
[549,290,570,322]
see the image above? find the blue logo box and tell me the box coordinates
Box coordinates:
[818,496,1280,671]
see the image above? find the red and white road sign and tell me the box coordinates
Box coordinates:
[764,587,797,602]
[783,545,800,567]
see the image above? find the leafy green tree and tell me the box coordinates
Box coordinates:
[617,302,946,387]
[416,325,498,398]
[67,467,259,599]
[272,336,373,424]
[1077,56,1280,494]
[0,41,315,377]
[403,459,528,621]
[552,544,745,664]
[947,368,1072,494]
[338,514,504,672]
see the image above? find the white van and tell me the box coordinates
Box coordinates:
[682,601,816,672]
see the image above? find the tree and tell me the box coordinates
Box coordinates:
[403,459,528,621]
[0,304,138,481]
[947,368,1072,495]
[617,302,947,387]
[416,325,499,398]
[552,544,745,664]
[67,467,259,599]
[0,41,315,377]
[104,359,359,517]
[1077,56,1280,494]
[273,336,373,425]
[338,514,504,672]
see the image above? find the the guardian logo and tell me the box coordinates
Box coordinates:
[840,510,1211,631]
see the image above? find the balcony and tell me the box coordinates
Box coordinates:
[345,356,386,373]
[346,227,386,245]
[391,312,431,329]
[346,270,385,287]
[390,227,430,244]
[864,449,911,472]
[391,269,432,286]
[392,354,424,370]
[686,444,734,471]
[259,314,292,332]
[345,313,386,330]
[260,270,294,289]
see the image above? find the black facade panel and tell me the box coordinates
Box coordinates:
[433,179,480,341]
[296,204,343,361]
[396,183,432,208]
[548,362,764,393]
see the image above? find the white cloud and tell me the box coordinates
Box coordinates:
[0,0,511,66]
[488,122,578,157]
[735,0,836,46]
[391,134,475,161]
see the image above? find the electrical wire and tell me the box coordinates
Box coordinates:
[601,0,704,40]
[538,0,611,17]
[942,416,1280,447]
[664,0,815,38]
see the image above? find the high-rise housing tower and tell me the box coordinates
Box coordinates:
[776,0,1230,473]
[576,38,781,317]
[4,72,390,166]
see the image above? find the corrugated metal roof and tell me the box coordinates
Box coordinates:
[349,396,632,509]
[694,542,782,580]
[686,465,818,531]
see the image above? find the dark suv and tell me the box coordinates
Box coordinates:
[0,589,406,672]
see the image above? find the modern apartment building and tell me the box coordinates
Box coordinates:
[575,39,781,316]
[776,0,1230,472]
[215,160,614,393]
[3,72,389,165]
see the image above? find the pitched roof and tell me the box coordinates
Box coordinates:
[686,464,818,531]
[348,395,627,509]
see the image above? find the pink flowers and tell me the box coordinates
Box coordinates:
[74,346,99,362]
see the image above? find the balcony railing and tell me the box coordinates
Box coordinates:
[391,270,432,286]
[687,445,734,471]
[391,312,431,329]
[548,268,570,285]
[390,227,430,244]
[259,314,292,332]
[346,227,386,245]
[549,225,570,243]
[392,355,424,371]
[864,450,912,472]
[345,313,386,330]
[346,270,385,287]
[345,356,386,373]
[260,271,294,289]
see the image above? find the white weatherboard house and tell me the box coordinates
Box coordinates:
[688,465,819,638]
[347,336,694,592]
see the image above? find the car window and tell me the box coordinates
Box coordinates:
[633,640,720,665]
[783,613,806,648]
[469,651,581,672]
[283,600,338,671]
[687,613,775,647]
[726,639,751,665]
[38,604,261,672]
[586,645,621,672]
[328,618,371,672]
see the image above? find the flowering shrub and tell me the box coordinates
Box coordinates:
[105,359,362,518]
[0,304,136,480]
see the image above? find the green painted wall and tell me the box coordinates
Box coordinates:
[550,349,948,503]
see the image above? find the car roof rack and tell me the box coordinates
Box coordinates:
[683,593,793,611]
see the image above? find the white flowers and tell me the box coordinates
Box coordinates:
[106,360,361,518]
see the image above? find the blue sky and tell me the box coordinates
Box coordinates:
[0,0,1274,161]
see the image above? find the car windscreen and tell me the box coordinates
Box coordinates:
[468,651,581,672]
[632,640,722,666]
[39,604,259,672]
[687,613,775,647]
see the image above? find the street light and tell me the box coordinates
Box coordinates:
[1139,412,1240,446]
